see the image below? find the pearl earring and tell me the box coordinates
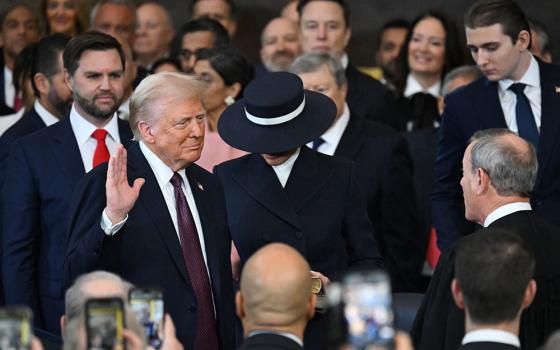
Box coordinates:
[225,96,235,106]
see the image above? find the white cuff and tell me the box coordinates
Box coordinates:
[100,209,128,236]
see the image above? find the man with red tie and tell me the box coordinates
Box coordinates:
[64,72,235,350]
[2,31,133,336]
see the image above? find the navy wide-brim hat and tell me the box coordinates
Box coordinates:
[218,72,336,154]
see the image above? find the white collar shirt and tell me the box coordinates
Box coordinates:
[34,100,59,127]
[118,96,131,120]
[271,147,301,188]
[307,103,350,156]
[248,330,303,347]
[462,329,520,348]
[4,66,15,109]
[483,202,532,227]
[404,73,441,98]
[340,53,349,69]
[69,104,121,172]
[497,55,541,133]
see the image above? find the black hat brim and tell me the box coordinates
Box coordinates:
[217,90,337,154]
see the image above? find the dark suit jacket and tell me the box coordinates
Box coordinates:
[238,333,303,350]
[64,142,235,350]
[458,342,519,350]
[215,146,383,350]
[432,60,560,250]
[346,63,400,130]
[335,115,422,292]
[2,116,133,335]
[411,210,560,350]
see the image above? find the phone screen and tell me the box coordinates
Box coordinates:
[129,288,164,349]
[86,298,125,350]
[343,271,395,350]
[0,306,33,350]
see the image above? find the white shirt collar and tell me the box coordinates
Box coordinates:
[498,55,540,91]
[69,103,120,145]
[483,202,532,227]
[271,147,301,188]
[118,96,131,120]
[139,141,187,188]
[403,73,441,98]
[33,100,59,127]
[340,53,349,69]
[248,330,303,347]
[462,329,520,347]
[308,103,350,156]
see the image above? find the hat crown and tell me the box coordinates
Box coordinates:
[244,72,305,120]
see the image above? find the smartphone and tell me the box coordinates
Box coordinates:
[129,287,164,349]
[0,306,33,350]
[85,297,126,350]
[342,270,395,350]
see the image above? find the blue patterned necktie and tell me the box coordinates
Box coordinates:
[509,83,539,150]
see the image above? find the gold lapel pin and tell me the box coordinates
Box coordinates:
[197,182,204,191]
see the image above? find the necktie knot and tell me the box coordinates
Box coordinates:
[509,83,526,96]
[170,173,183,189]
[92,129,108,141]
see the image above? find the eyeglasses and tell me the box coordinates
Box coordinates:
[179,48,205,61]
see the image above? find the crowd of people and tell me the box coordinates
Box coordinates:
[0,0,558,349]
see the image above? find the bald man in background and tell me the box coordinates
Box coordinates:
[256,17,302,76]
[236,243,316,350]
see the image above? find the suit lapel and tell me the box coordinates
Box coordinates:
[117,118,134,147]
[232,153,302,230]
[50,117,85,190]
[285,147,333,212]
[477,79,507,129]
[535,61,560,184]
[127,143,191,285]
[334,114,364,159]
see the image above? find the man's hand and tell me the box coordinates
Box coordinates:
[160,314,184,350]
[105,145,145,224]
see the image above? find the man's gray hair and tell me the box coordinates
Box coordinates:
[469,128,537,197]
[65,271,133,322]
[89,0,137,27]
[129,72,207,140]
[288,52,347,87]
[442,65,482,96]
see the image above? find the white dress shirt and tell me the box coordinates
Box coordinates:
[307,103,350,156]
[483,202,532,227]
[118,96,131,121]
[3,65,15,109]
[0,109,24,136]
[462,329,520,347]
[248,330,303,347]
[340,53,349,69]
[69,104,121,172]
[403,73,441,98]
[34,100,60,127]
[271,147,301,188]
[498,55,541,134]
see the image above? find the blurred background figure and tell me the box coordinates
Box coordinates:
[256,17,301,76]
[395,12,465,131]
[171,18,230,73]
[236,243,315,350]
[193,46,253,171]
[190,0,237,38]
[41,0,83,37]
[133,2,175,71]
[150,57,182,74]
[117,43,137,120]
[373,18,410,91]
[0,4,40,116]
[281,0,299,23]
[529,18,553,63]
[89,0,136,47]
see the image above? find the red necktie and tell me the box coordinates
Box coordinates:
[426,226,441,269]
[13,94,23,112]
[170,173,219,350]
[92,129,110,168]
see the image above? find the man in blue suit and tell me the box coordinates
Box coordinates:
[2,31,133,335]
[64,72,235,350]
[215,72,383,350]
[431,0,560,249]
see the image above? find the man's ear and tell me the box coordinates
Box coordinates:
[235,290,245,319]
[451,279,465,310]
[33,73,49,97]
[521,279,537,310]
[60,315,66,335]
[475,168,490,195]
[137,120,154,143]
[64,69,73,93]
[517,30,531,51]
[306,293,317,321]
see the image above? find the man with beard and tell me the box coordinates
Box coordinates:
[256,17,302,76]
[2,31,133,337]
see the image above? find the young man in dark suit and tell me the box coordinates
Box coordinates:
[297,0,399,129]
[2,32,133,336]
[412,129,560,350]
[215,72,383,350]
[452,230,535,350]
[64,72,235,350]
[432,0,560,250]
[289,52,422,292]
